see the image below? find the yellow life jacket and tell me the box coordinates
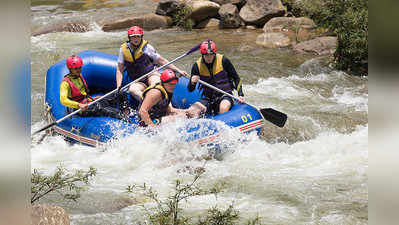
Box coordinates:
[196,53,224,77]
[143,84,169,100]
[142,83,172,119]
[196,53,233,96]
[121,39,149,62]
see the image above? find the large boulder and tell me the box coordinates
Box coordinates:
[210,0,247,9]
[155,0,185,17]
[32,21,89,36]
[263,17,317,43]
[101,13,173,32]
[263,17,316,32]
[195,18,220,29]
[187,0,220,24]
[218,3,242,28]
[293,36,337,55]
[256,32,291,48]
[31,204,69,225]
[239,0,285,26]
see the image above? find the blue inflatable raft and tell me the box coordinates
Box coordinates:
[45,50,264,147]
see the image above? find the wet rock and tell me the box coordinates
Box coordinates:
[195,18,220,29]
[237,44,256,51]
[262,17,317,43]
[239,0,285,27]
[32,21,89,36]
[219,3,243,28]
[263,17,316,32]
[293,36,337,55]
[187,0,220,24]
[256,32,291,48]
[210,0,247,10]
[245,25,257,29]
[31,204,69,225]
[101,13,173,32]
[155,0,185,17]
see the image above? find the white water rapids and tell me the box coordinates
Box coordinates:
[31,72,367,224]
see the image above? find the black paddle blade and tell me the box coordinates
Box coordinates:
[32,122,57,136]
[260,108,287,128]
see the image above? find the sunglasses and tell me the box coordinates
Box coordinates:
[162,76,179,83]
[202,53,215,56]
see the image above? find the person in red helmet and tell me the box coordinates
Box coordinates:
[60,55,129,120]
[186,40,245,118]
[138,69,187,127]
[116,25,188,105]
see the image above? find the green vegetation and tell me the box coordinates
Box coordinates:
[127,168,262,224]
[171,4,195,31]
[31,166,96,204]
[282,0,368,75]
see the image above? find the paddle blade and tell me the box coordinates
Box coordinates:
[260,108,287,128]
[32,122,57,136]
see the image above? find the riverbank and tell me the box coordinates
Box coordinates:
[32,0,368,76]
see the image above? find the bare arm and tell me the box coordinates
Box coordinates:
[116,62,124,89]
[167,103,187,116]
[138,89,162,127]
[156,56,187,76]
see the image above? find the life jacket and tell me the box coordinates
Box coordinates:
[62,74,94,104]
[121,39,155,81]
[142,83,173,119]
[196,53,232,98]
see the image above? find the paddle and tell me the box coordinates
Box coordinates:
[32,43,201,136]
[193,79,287,128]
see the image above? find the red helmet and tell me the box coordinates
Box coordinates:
[160,69,178,84]
[128,26,143,36]
[200,40,217,54]
[66,55,83,69]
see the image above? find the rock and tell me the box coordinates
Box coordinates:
[245,25,257,29]
[262,17,317,43]
[256,32,291,48]
[210,0,247,10]
[195,18,220,29]
[32,21,89,36]
[187,0,220,24]
[101,13,173,32]
[31,204,69,225]
[155,0,185,17]
[239,0,285,26]
[263,17,315,32]
[293,36,337,55]
[219,3,242,28]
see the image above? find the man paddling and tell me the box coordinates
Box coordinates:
[186,40,245,118]
[60,55,129,120]
[115,26,188,104]
[138,69,187,128]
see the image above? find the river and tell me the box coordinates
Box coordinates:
[30,0,368,224]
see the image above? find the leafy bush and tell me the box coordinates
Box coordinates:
[31,166,96,204]
[198,205,239,224]
[172,4,195,31]
[282,0,368,75]
[127,168,262,224]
